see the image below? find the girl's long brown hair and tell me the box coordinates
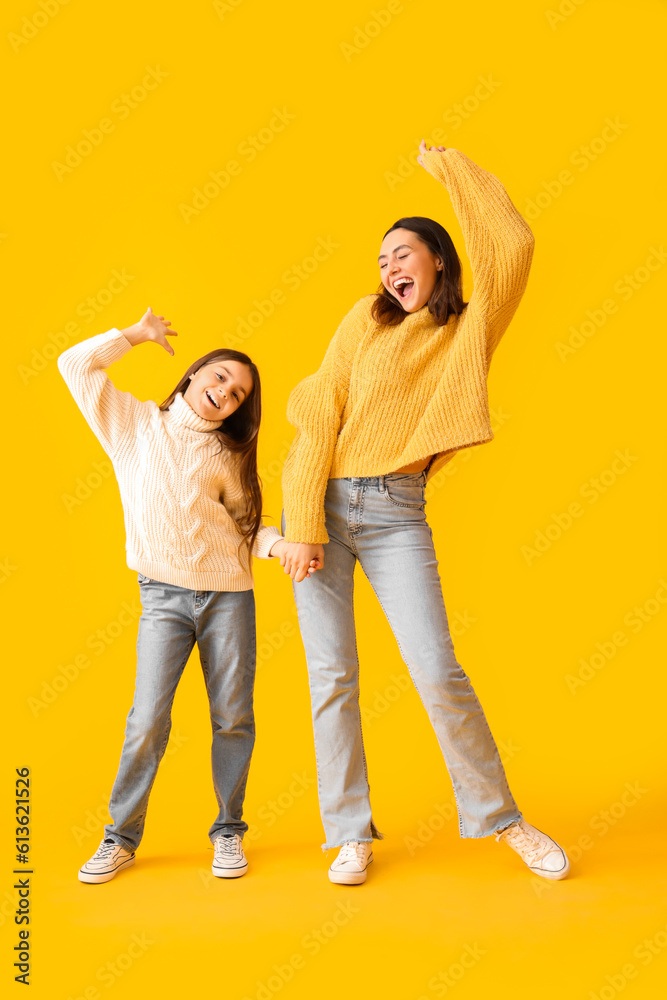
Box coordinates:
[158,349,264,563]
[371,216,468,326]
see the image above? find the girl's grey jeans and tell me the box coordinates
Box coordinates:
[104,577,256,853]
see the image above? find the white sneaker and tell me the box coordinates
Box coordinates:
[78,839,136,884]
[495,818,570,880]
[328,841,373,885]
[212,834,248,878]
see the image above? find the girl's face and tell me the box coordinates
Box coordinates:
[185,359,254,420]
[378,228,443,313]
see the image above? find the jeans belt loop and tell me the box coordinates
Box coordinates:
[379,474,385,492]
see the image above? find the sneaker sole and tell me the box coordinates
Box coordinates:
[328,857,373,885]
[78,856,136,884]
[212,863,248,879]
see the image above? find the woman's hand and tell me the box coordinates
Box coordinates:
[280,542,324,583]
[121,307,179,355]
[417,138,448,169]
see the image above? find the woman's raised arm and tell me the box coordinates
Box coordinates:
[417,142,535,364]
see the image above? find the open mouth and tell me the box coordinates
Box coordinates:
[205,389,220,409]
[393,277,414,300]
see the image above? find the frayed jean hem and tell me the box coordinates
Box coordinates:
[460,811,523,840]
[321,821,385,852]
[321,836,375,853]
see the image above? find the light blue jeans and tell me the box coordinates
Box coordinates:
[104,574,257,852]
[282,472,522,850]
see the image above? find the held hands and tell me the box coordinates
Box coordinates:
[121,307,178,356]
[416,138,448,170]
[274,541,324,583]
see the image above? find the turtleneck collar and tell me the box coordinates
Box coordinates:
[165,391,224,433]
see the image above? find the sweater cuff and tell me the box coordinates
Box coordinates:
[253,525,284,559]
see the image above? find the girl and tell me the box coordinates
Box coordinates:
[58,307,305,883]
[279,141,570,885]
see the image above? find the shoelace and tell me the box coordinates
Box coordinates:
[337,841,368,864]
[92,841,120,860]
[502,824,549,864]
[215,835,242,859]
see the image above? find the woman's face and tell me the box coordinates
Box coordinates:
[185,359,254,420]
[378,228,443,313]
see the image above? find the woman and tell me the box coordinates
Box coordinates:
[279,141,570,885]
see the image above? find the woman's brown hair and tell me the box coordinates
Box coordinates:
[371,216,468,326]
[158,349,264,563]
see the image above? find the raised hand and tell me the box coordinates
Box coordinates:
[417,138,448,170]
[121,307,179,355]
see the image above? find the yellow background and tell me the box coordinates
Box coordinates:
[2,0,666,997]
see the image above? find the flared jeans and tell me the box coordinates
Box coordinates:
[282,471,522,850]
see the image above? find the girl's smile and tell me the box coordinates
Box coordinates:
[186,360,254,420]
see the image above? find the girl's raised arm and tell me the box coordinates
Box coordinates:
[417,142,535,364]
[57,308,176,458]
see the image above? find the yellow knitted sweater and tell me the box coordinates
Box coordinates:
[281,147,535,544]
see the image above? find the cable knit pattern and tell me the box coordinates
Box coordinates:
[281,147,535,544]
[57,329,283,590]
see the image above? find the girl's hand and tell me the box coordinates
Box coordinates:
[121,307,179,355]
[417,138,448,169]
[280,542,324,583]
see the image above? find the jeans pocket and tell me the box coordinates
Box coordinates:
[383,479,426,509]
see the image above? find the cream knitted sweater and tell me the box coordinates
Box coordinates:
[281,147,535,544]
[57,328,283,590]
